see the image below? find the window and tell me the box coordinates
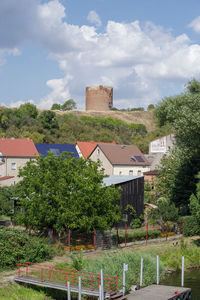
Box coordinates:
[97,148,100,155]
[11,162,16,170]
[129,170,133,176]
[137,170,141,176]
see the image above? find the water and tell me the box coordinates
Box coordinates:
[161,269,200,300]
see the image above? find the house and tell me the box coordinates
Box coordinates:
[0,138,39,186]
[89,144,150,176]
[144,134,176,185]
[35,144,79,158]
[75,140,116,158]
[149,133,176,155]
[103,175,144,226]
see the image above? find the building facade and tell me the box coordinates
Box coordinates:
[0,138,39,186]
[90,144,150,176]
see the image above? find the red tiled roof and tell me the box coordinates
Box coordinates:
[76,140,116,158]
[96,144,150,166]
[0,138,39,157]
[0,176,14,181]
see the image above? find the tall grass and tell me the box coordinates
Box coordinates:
[160,239,200,271]
[82,251,164,291]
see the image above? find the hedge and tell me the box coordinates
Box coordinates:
[118,229,161,243]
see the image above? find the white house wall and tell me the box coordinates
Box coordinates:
[0,157,36,185]
[89,146,113,175]
[113,165,150,176]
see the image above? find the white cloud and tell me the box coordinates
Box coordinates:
[87,10,102,27]
[188,16,200,33]
[38,75,72,109]
[1,1,200,109]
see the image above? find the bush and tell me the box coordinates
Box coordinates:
[0,227,53,271]
[118,229,161,243]
[183,216,200,237]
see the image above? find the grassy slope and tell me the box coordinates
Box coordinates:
[53,110,156,132]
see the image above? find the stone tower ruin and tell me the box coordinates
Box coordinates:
[85,85,113,111]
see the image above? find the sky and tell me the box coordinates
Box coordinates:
[1,0,200,110]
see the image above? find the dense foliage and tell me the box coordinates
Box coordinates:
[16,153,121,234]
[155,80,200,211]
[183,216,200,237]
[0,227,53,270]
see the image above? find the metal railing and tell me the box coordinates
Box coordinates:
[17,262,120,294]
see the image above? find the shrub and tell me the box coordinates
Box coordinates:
[183,216,200,237]
[0,227,53,271]
[70,249,86,270]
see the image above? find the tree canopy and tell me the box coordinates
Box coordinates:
[51,99,77,111]
[16,153,121,233]
[155,79,200,212]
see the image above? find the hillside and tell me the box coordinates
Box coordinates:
[52,110,156,132]
[0,105,169,153]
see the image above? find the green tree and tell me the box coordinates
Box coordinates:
[190,174,200,223]
[61,99,77,111]
[18,103,38,119]
[16,153,121,234]
[185,78,200,94]
[147,104,155,111]
[51,103,62,110]
[0,185,19,217]
[38,110,58,130]
[155,83,200,210]
[149,197,178,231]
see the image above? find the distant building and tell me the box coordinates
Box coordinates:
[75,140,116,159]
[103,175,144,226]
[149,134,176,155]
[86,85,113,111]
[0,138,39,186]
[89,144,150,176]
[144,134,176,185]
[35,144,79,158]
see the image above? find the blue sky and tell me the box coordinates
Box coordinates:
[1,0,200,109]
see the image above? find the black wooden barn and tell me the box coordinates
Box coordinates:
[103,175,144,227]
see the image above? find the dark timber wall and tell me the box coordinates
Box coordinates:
[115,176,144,227]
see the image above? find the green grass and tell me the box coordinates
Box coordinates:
[0,283,51,300]
[159,239,200,271]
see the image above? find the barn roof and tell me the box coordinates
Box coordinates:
[103,175,143,186]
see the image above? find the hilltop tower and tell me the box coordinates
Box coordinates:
[85,85,113,111]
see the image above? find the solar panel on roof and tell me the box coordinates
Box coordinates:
[135,155,145,162]
[49,148,60,156]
